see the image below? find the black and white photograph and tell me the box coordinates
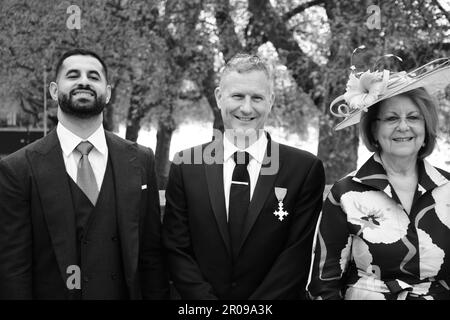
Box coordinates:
[0,0,449,312]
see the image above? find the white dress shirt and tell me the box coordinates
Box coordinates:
[223,133,268,219]
[56,122,108,190]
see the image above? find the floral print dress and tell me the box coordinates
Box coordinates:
[307,154,450,300]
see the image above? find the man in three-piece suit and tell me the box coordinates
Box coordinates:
[0,49,168,299]
[162,53,325,299]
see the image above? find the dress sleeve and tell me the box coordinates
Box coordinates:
[307,183,352,300]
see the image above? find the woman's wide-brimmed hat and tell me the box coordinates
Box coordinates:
[330,55,450,131]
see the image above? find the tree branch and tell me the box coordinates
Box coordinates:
[431,0,450,23]
[282,0,325,21]
[213,0,243,61]
[247,0,322,104]
[19,96,39,119]
[14,62,35,73]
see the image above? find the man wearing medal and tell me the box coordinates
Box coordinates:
[162,53,325,299]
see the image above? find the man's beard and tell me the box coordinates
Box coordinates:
[58,87,107,119]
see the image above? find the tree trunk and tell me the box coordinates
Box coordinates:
[214,0,244,61]
[125,101,142,142]
[246,0,362,183]
[202,66,224,133]
[103,103,115,132]
[155,114,175,189]
[247,0,322,97]
[200,0,244,136]
[125,83,146,142]
[317,114,359,184]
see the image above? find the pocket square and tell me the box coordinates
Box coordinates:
[141,184,147,190]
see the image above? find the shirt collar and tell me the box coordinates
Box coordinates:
[57,122,107,156]
[223,132,268,164]
[418,159,450,191]
[353,153,449,192]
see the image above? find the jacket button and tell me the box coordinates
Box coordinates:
[111,236,118,241]
[83,240,89,245]
[111,273,117,280]
[231,282,237,288]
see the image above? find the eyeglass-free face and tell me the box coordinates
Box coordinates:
[50,55,111,119]
[215,70,275,138]
[373,95,426,161]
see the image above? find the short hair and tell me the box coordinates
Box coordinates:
[219,53,274,90]
[54,48,108,81]
[359,87,438,159]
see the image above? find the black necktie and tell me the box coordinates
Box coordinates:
[229,151,250,260]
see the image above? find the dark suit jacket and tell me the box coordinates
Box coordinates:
[0,129,169,299]
[162,135,325,299]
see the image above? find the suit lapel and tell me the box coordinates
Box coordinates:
[28,130,78,283]
[239,138,280,254]
[106,132,140,288]
[204,140,232,257]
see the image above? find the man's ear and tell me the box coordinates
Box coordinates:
[214,87,222,109]
[49,82,59,101]
[106,84,112,104]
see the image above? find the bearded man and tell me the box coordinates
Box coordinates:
[0,49,169,300]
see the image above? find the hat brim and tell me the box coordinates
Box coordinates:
[334,65,450,131]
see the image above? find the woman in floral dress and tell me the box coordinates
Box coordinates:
[307,57,450,300]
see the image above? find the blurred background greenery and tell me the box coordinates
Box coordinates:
[0,0,449,188]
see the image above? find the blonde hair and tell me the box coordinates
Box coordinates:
[219,53,274,91]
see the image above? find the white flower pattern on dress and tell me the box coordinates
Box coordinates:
[351,236,381,278]
[308,155,450,300]
[341,191,409,244]
[339,235,352,275]
[412,282,432,297]
[418,229,445,279]
[345,278,387,300]
[432,182,450,230]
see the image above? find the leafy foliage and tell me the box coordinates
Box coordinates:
[0,0,448,184]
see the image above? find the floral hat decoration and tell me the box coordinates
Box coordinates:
[330,46,450,131]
